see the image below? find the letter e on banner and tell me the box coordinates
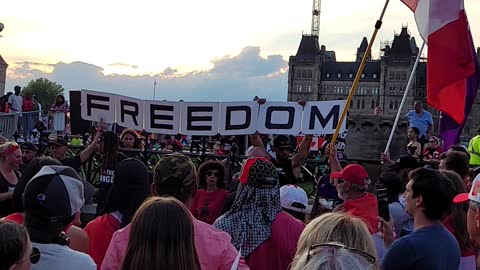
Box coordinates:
[257,102,302,135]
[115,95,144,130]
[219,102,258,135]
[180,102,219,136]
[302,100,346,135]
[80,90,116,123]
[145,101,181,134]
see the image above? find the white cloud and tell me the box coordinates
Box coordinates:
[5,46,288,102]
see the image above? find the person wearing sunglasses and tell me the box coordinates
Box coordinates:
[0,142,22,218]
[290,212,377,270]
[191,160,230,224]
[291,242,375,270]
[0,220,40,270]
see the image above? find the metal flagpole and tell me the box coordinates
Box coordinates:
[383,41,426,154]
[153,79,157,100]
[330,0,390,146]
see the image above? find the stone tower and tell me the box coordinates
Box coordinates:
[0,54,7,96]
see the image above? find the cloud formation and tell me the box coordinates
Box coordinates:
[5,46,288,102]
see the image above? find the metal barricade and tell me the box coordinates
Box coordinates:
[0,111,41,139]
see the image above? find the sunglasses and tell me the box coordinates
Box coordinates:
[307,243,376,264]
[207,171,219,177]
[17,247,41,264]
[276,146,291,152]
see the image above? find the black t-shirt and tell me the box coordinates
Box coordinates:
[0,171,20,218]
[95,153,127,215]
[60,155,83,171]
[271,158,297,186]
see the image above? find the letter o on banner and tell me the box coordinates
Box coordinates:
[257,102,303,135]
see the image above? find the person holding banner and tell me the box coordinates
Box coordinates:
[250,99,312,186]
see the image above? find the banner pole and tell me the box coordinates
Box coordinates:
[383,41,426,154]
[330,0,390,146]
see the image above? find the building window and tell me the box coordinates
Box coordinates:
[357,99,360,108]
[389,72,394,80]
[306,85,312,92]
[371,100,375,109]
[395,73,400,80]
[349,73,353,79]
[395,100,399,109]
[302,71,307,78]
[296,71,301,78]
[308,70,313,78]
[362,99,365,109]
[401,72,407,80]
[376,99,380,107]
[373,73,378,79]
[361,74,365,79]
[338,73,342,78]
[350,101,353,108]
[299,85,303,92]
[326,73,331,78]
[389,100,393,109]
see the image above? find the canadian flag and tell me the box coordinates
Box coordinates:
[401,0,478,125]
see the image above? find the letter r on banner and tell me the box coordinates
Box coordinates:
[115,96,144,130]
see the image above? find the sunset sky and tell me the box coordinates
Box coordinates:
[1,0,479,101]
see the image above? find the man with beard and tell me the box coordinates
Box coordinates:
[19,143,38,172]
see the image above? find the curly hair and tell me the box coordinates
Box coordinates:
[197,160,226,189]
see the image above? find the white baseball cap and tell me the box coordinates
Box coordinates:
[280,185,309,213]
[453,174,480,204]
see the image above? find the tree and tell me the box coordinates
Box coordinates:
[21,78,64,110]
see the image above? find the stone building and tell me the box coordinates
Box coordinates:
[288,26,480,140]
[0,54,7,96]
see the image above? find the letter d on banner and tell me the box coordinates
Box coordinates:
[219,102,258,135]
[81,90,116,123]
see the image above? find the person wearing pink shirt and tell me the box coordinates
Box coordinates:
[101,153,249,270]
[213,157,305,270]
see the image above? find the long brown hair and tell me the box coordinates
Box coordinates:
[121,197,200,270]
[441,170,475,252]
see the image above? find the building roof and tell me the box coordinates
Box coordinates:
[295,35,320,60]
[386,27,415,58]
[321,61,381,82]
[0,55,7,67]
[358,37,368,53]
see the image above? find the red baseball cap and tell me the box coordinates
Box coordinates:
[330,164,369,185]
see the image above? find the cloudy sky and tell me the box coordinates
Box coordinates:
[1,0,479,102]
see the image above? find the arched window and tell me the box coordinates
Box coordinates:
[357,99,360,108]
[371,100,375,109]
[376,99,380,107]
[389,100,393,109]
[362,100,365,109]
[395,100,399,109]
[302,71,307,78]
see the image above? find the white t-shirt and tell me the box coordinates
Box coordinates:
[8,95,23,113]
[32,242,96,270]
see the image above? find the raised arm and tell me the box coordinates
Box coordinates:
[292,135,313,168]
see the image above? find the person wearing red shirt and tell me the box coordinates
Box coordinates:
[84,158,150,269]
[214,157,305,270]
[191,161,229,224]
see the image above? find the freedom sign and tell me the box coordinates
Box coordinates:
[79,90,347,135]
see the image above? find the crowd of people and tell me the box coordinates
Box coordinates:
[0,98,479,270]
[0,85,70,138]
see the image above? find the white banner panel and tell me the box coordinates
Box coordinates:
[257,102,303,135]
[144,101,181,134]
[218,101,258,135]
[180,102,220,136]
[115,95,144,130]
[80,90,116,123]
[301,100,347,135]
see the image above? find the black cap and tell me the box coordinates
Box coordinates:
[390,155,419,172]
[21,143,38,152]
[49,138,68,147]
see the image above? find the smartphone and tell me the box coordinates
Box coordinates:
[377,188,390,222]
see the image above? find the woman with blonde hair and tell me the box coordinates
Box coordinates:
[290,212,377,270]
[120,196,200,270]
[0,142,22,218]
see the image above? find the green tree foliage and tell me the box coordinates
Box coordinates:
[21,78,64,110]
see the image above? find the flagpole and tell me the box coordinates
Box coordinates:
[330,0,390,146]
[153,79,157,100]
[383,41,426,154]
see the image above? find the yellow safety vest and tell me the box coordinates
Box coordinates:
[468,135,480,166]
